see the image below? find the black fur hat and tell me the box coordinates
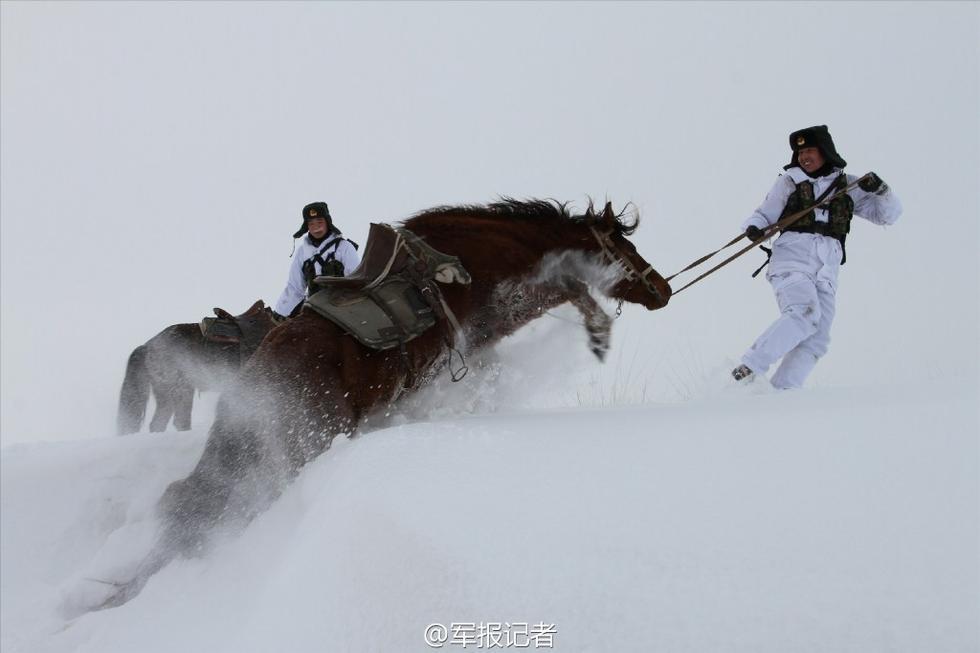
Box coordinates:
[293,201,333,238]
[784,125,847,170]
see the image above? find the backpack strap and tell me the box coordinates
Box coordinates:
[811,173,847,206]
[302,236,348,290]
[307,236,343,265]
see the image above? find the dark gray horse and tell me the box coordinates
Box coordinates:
[116,300,278,434]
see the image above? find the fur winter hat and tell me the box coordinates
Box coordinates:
[293,202,333,238]
[784,125,847,170]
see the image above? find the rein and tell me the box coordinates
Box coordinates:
[665,173,871,296]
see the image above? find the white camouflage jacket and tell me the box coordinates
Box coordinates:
[741,167,903,285]
[274,233,361,316]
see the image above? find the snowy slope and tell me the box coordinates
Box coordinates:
[3,366,976,653]
[3,4,978,652]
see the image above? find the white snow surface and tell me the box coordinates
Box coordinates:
[3,4,978,652]
[2,320,977,652]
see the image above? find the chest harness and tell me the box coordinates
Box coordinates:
[301,236,359,292]
[781,172,855,263]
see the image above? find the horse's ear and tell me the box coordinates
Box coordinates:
[584,201,597,224]
[601,201,615,226]
[215,308,233,320]
[244,300,264,316]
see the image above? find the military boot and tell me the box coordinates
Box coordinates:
[731,364,754,381]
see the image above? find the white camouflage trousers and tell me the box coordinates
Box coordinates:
[741,269,837,389]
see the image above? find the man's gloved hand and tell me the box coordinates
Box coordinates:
[745,225,766,241]
[270,310,286,324]
[858,172,887,194]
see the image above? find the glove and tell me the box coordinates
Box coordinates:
[270,310,287,324]
[858,172,887,194]
[745,225,766,241]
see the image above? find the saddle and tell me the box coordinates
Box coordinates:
[200,314,240,344]
[305,223,471,350]
[199,300,276,362]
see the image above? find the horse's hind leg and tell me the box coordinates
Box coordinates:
[172,382,194,431]
[156,387,287,556]
[149,382,176,432]
[94,388,279,612]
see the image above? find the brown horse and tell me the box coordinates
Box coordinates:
[116,300,278,435]
[94,199,671,609]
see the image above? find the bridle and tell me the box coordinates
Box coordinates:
[588,225,667,306]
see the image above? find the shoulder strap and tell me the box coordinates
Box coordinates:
[304,236,343,264]
[812,173,847,204]
[317,236,343,255]
[794,173,845,206]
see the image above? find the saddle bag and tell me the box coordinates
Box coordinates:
[303,223,469,351]
[305,277,436,350]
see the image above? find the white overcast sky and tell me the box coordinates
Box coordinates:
[2,2,977,444]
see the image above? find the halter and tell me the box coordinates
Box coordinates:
[588,225,666,306]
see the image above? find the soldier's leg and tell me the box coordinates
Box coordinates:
[770,280,837,389]
[741,272,822,376]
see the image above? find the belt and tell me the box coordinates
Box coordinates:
[785,221,839,238]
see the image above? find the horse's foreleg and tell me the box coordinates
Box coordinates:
[172,382,194,431]
[563,280,612,361]
[148,382,175,432]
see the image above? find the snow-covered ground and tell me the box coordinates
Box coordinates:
[3,4,978,652]
[3,319,977,653]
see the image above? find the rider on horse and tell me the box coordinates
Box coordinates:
[273,201,361,320]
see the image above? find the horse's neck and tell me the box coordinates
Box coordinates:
[420,219,585,274]
[410,218,600,310]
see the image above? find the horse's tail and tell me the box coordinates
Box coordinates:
[117,345,150,435]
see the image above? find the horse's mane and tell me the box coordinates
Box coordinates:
[403,198,638,236]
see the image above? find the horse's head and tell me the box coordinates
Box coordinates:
[583,201,671,310]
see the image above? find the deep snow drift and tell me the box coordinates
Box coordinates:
[2,321,977,653]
